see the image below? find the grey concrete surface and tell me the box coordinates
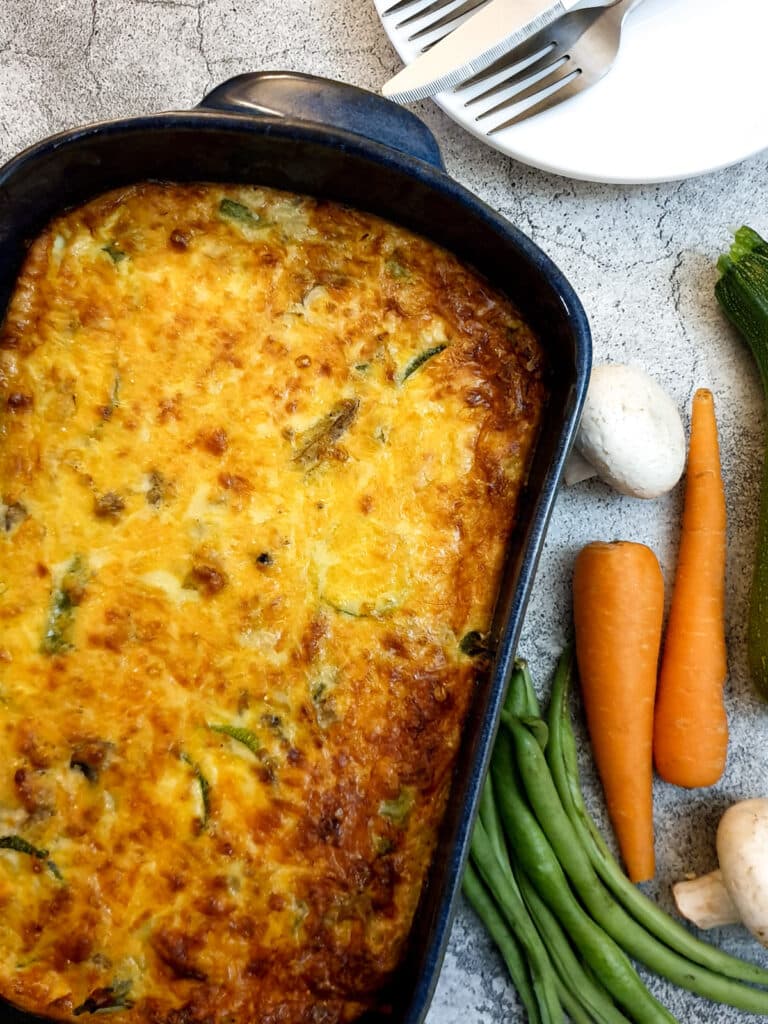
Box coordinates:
[2,1,768,1021]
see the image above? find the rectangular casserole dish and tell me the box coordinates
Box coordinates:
[0,71,591,1024]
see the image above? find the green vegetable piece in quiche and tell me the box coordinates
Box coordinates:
[219,198,260,226]
[385,258,410,279]
[180,752,211,828]
[0,835,62,880]
[372,834,394,856]
[379,786,415,826]
[73,978,134,1015]
[460,630,491,658]
[209,723,261,758]
[401,343,448,383]
[101,372,121,421]
[40,555,88,656]
[102,242,127,265]
[310,679,337,730]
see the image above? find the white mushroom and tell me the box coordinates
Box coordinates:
[564,363,686,499]
[673,799,768,947]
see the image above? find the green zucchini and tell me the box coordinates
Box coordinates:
[180,752,211,828]
[102,242,127,265]
[209,723,261,757]
[209,723,279,783]
[716,226,768,698]
[0,835,62,880]
[400,343,447,383]
[378,786,414,826]
[309,678,337,729]
[372,834,394,855]
[219,198,260,226]
[385,258,410,279]
[320,597,366,619]
[73,979,134,1015]
[40,555,88,655]
[101,372,121,421]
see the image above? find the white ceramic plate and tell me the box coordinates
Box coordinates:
[374,0,768,184]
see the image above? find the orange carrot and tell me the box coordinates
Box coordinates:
[653,388,728,788]
[573,540,664,883]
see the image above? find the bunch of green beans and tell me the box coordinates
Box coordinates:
[462,652,768,1023]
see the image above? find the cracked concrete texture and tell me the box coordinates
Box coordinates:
[2,2,768,1022]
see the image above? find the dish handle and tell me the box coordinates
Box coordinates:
[198,71,445,170]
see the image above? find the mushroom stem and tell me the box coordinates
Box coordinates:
[673,869,741,930]
[564,450,598,486]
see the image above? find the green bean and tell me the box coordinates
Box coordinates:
[491,728,677,1024]
[507,663,630,1022]
[471,814,564,1024]
[479,775,510,875]
[516,659,543,717]
[509,708,768,1014]
[555,978,599,1024]
[481,769,613,1022]
[515,863,633,1024]
[505,659,536,717]
[478,774,563,1022]
[546,650,768,990]
[462,860,542,1024]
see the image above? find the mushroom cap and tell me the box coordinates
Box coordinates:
[716,798,768,947]
[576,364,686,499]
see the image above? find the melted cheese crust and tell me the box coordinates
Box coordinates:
[0,183,545,1024]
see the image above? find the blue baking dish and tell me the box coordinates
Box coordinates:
[0,71,591,1024]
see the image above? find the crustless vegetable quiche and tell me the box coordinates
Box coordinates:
[0,183,545,1024]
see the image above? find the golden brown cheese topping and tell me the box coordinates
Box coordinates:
[0,183,545,1024]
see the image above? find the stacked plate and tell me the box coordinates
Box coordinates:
[373,0,768,184]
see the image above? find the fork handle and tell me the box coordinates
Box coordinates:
[199,72,445,169]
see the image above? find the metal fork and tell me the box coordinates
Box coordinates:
[381,0,490,45]
[458,0,644,133]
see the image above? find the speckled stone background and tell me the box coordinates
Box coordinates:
[2,2,768,1021]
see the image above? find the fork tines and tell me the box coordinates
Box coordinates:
[381,0,426,13]
[461,46,584,134]
[455,3,618,134]
[485,63,583,133]
[382,0,488,44]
